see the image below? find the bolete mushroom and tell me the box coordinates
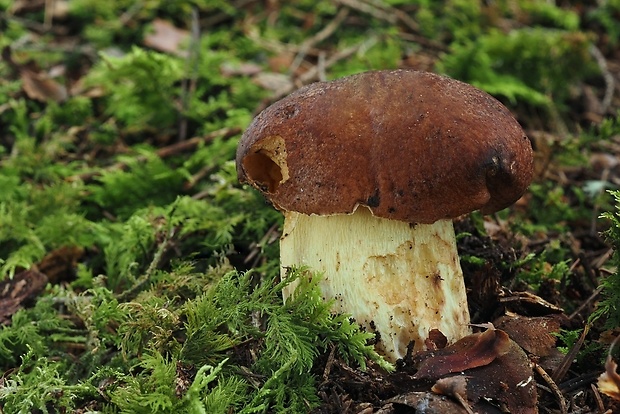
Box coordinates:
[236,70,533,362]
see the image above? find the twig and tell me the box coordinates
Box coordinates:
[559,371,603,394]
[44,0,54,29]
[118,1,143,27]
[568,285,604,320]
[267,39,375,105]
[322,344,337,382]
[335,0,396,23]
[289,7,350,76]
[591,382,607,413]
[534,363,567,414]
[335,0,446,51]
[117,225,176,301]
[66,127,241,183]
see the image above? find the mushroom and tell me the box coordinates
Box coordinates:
[236,70,533,362]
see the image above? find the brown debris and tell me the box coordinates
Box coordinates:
[431,376,474,413]
[499,290,564,315]
[387,391,472,413]
[0,269,48,324]
[38,246,84,284]
[144,19,190,57]
[2,46,68,103]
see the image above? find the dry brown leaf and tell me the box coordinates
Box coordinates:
[494,313,561,356]
[0,269,48,324]
[144,19,190,57]
[464,335,538,414]
[412,328,538,414]
[20,69,68,103]
[414,328,511,380]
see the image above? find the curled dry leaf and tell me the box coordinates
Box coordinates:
[598,337,620,401]
[431,376,474,414]
[413,327,538,414]
[387,391,472,413]
[424,328,448,351]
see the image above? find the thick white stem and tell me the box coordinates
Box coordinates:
[280,207,471,362]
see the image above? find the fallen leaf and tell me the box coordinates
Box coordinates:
[144,19,190,57]
[463,336,537,414]
[0,269,48,324]
[220,61,263,77]
[412,327,538,414]
[494,313,561,356]
[414,328,511,380]
[2,46,67,103]
[20,69,68,102]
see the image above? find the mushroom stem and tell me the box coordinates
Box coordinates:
[280,207,471,362]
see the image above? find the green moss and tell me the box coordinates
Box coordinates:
[438,27,596,110]
[594,190,620,329]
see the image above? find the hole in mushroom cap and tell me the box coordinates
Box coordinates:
[242,135,289,193]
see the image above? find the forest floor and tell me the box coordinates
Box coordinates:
[1,1,620,413]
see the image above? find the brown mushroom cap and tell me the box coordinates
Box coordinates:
[236,70,533,224]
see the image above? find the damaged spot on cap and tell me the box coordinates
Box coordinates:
[366,189,381,208]
[242,135,290,193]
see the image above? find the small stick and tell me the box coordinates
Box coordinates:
[179,8,201,141]
[568,285,603,320]
[267,40,373,105]
[590,45,615,115]
[534,363,567,414]
[117,225,176,301]
[289,7,350,76]
[322,344,337,382]
[590,382,607,414]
